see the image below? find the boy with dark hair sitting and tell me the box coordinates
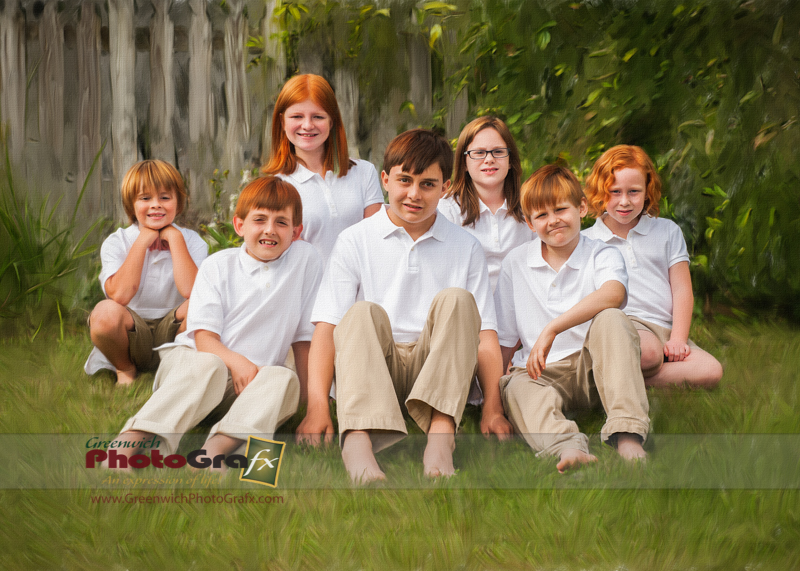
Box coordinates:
[297,128,510,483]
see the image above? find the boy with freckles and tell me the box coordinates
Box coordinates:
[297,129,511,483]
[493,165,649,472]
[105,177,322,468]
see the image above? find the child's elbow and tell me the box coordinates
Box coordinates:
[608,282,627,308]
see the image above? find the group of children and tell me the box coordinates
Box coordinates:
[88,74,722,482]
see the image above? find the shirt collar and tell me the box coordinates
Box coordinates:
[478,198,508,214]
[288,163,316,184]
[630,213,654,235]
[594,213,654,239]
[237,243,288,274]
[377,206,447,242]
[527,234,591,270]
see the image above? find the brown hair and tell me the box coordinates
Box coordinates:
[447,116,523,226]
[234,176,303,226]
[382,128,453,182]
[585,145,661,218]
[121,160,187,224]
[520,164,585,218]
[262,74,352,177]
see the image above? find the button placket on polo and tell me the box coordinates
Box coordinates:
[322,173,339,218]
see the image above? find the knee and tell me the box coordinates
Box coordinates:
[89,300,128,334]
[433,287,476,308]
[700,356,724,389]
[640,344,664,373]
[593,308,627,327]
[193,352,228,390]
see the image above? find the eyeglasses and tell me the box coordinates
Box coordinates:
[464,148,510,160]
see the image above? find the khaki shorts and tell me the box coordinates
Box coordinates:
[127,307,181,372]
[627,316,699,376]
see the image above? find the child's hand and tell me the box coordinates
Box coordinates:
[136,225,162,251]
[158,224,181,245]
[480,411,514,441]
[664,339,691,362]
[229,354,259,395]
[527,328,556,380]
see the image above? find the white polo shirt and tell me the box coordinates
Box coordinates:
[98,223,209,319]
[583,215,689,329]
[84,223,209,375]
[171,241,323,368]
[311,207,497,343]
[279,159,385,258]
[495,235,628,367]
[438,196,534,293]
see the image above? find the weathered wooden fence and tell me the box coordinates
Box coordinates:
[0,0,467,224]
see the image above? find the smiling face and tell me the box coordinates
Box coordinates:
[381,163,450,240]
[133,187,178,230]
[233,206,302,262]
[282,99,332,163]
[465,127,510,195]
[527,198,588,256]
[603,167,647,235]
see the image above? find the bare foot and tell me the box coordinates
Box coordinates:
[556,448,598,473]
[616,433,647,461]
[423,432,456,478]
[342,431,386,484]
[202,434,244,474]
[116,367,137,386]
[100,430,150,471]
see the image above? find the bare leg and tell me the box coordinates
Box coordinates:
[556,448,598,473]
[341,430,386,484]
[89,300,136,384]
[202,434,244,474]
[638,330,664,375]
[615,433,647,461]
[423,410,456,478]
[100,430,151,471]
[175,300,189,334]
[645,347,723,389]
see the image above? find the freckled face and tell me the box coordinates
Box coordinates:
[133,187,177,230]
[233,206,302,262]
[527,198,588,252]
[604,167,647,233]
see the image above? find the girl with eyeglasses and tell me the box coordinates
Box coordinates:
[438,116,534,292]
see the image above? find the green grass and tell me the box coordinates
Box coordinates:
[1,319,799,570]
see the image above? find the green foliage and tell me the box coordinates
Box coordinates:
[0,148,105,333]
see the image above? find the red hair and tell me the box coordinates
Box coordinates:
[262,74,352,178]
[234,176,303,226]
[585,145,661,218]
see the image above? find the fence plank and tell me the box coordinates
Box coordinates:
[77,1,103,218]
[149,0,175,163]
[187,0,214,214]
[259,0,286,166]
[39,2,65,173]
[0,0,26,167]
[108,0,138,222]
[223,0,250,194]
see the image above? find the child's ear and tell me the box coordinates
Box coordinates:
[579,197,589,218]
[380,170,389,189]
[291,224,303,242]
[440,179,451,197]
[232,216,246,237]
[524,216,536,232]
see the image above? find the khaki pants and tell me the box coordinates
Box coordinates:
[334,288,481,453]
[121,346,299,454]
[500,309,650,457]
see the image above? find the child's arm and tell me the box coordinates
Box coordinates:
[295,322,336,445]
[291,341,311,405]
[665,261,693,362]
[477,330,514,439]
[527,280,626,379]
[195,330,258,395]
[159,225,200,299]
[501,344,519,373]
[104,226,161,304]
